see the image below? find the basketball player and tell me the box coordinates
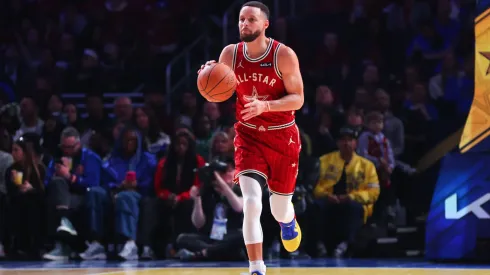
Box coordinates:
[198,2,303,274]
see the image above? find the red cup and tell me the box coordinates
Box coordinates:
[125,171,136,182]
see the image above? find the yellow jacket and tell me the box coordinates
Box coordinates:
[314,151,380,223]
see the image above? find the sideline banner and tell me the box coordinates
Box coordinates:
[426,1,490,260]
[426,152,490,259]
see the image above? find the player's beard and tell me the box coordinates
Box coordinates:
[240,30,261,42]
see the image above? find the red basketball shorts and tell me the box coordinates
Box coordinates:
[233,121,301,196]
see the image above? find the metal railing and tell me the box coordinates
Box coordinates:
[165,35,209,111]
[61,88,145,118]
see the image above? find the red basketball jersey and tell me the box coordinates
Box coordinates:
[232,38,294,128]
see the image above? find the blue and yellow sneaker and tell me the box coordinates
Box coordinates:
[251,271,264,275]
[279,217,302,252]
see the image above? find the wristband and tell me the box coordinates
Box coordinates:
[266,101,271,112]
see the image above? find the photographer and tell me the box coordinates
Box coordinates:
[175,157,244,261]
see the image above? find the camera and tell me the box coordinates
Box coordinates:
[194,158,231,193]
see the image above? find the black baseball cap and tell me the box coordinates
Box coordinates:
[338,126,359,139]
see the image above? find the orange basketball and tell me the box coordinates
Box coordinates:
[197,63,237,102]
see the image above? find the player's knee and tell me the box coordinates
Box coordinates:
[240,174,264,219]
[269,194,293,222]
[243,196,262,218]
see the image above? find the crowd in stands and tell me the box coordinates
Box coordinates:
[0,0,475,261]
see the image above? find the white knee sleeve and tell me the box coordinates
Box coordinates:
[239,175,263,244]
[269,194,295,223]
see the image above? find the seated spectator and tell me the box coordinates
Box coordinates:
[312,126,379,258]
[46,94,64,119]
[43,127,103,261]
[373,89,405,158]
[351,87,372,114]
[134,106,170,158]
[143,90,172,134]
[403,82,439,122]
[0,128,13,258]
[14,97,44,140]
[357,111,395,186]
[6,134,46,258]
[154,130,205,253]
[0,103,21,136]
[63,104,85,133]
[357,111,396,226]
[179,92,198,126]
[42,114,65,155]
[87,130,112,160]
[85,95,113,132]
[202,102,222,131]
[208,131,233,161]
[406,20,451,73]
[345,108,364,134]
[112,121,126,141]
[83,126,156,261]
[303,85,343,133]
[175,157,244,261]
[114,97,133,123]
[21,132,53,167]
[81,95,114,147]
[194,115,213,159]
[402,82,438,163]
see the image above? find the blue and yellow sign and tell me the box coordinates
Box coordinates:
[427,2,490,261]
[460,6,490,153]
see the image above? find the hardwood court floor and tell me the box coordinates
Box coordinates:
[0,259,489,275]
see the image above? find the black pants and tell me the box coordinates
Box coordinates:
[313,199,364,249]
[45,177,85,245]
[135,197,157,246]
[7,192,45,253]
[176,230,244,261]
[138,198,195,256]
[84,193,154,247]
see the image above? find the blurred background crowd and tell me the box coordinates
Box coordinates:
[0,0,475,262]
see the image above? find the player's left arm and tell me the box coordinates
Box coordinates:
[268,45,304,111]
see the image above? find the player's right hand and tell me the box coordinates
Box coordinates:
[197,60,216,74]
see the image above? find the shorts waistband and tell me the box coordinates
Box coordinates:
[238,120,295,131]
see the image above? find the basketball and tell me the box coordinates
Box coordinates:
[197,63,237,102]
